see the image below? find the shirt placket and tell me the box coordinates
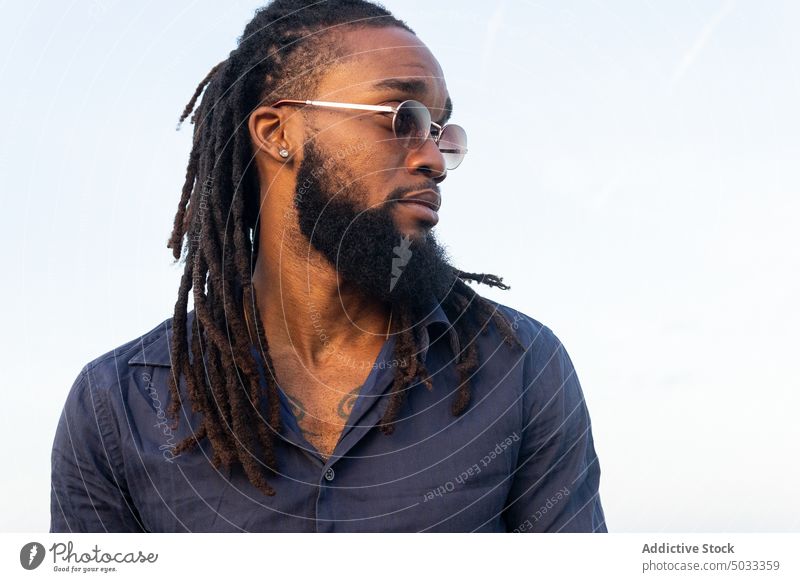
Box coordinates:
[313,335,402,531]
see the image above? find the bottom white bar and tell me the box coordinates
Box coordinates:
[2,533,796,581]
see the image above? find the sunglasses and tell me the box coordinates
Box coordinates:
[270,98,468,170]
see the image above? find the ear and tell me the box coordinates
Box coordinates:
[248,105,297,163]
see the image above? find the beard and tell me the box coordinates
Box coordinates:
[293,140,457,319]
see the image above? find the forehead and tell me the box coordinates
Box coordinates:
[312,26,448,107]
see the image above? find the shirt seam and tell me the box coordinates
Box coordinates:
[86,362,130,499]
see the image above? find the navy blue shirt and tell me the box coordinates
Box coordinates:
[50,298,607,532]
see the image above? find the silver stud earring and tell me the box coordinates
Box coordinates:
[279,148,289,158]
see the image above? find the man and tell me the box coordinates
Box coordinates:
[50,0,607,533]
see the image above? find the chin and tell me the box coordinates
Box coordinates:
[395,220,435,239]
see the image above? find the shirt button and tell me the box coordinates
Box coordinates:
[324,467,335,482]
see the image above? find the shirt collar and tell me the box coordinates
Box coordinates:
[128,294,460,368]
[415,293,461,362]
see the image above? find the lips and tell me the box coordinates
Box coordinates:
[398,189,441,211]
[395,189,441,227]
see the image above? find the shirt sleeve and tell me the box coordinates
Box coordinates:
[503,326,607,532]
[49,364,146,532]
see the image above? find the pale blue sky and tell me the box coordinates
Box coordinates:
[1,0,798,531]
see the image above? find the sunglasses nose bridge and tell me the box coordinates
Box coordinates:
[427,121,440,144]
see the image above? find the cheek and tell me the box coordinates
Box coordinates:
[316,132,403,205]
[322,117,405,176]
[343,149,395,205]
[343,125,405,174]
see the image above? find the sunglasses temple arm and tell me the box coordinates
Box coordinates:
[305,100,396,114]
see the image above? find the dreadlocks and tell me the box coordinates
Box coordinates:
[165,0,523,498]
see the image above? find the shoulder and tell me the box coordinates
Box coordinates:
[81,314,177,381]
[53,315,179,463]
[62,312,191,413]
[477,297,582,410]
[478,296,565,357]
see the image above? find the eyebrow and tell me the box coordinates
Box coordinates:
[370,78,453,124]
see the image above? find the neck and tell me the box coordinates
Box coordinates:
[250,226,391,369]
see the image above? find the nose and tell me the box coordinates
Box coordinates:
[404,137,447,183]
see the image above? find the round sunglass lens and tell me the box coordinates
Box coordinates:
[393,100,431,149]
[438,124,468,169]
